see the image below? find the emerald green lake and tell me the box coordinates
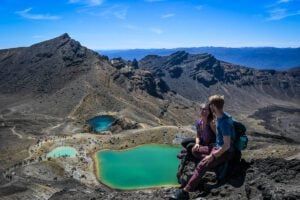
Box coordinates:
[95,144,181,190]
[88,116,115,132]
[47,146,78,158]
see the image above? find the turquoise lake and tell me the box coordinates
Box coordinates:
[47,146,78,158]
[88,116,115,132]
[95,144,181,190]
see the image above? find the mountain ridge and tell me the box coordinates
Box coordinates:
[98,47,300,70]
[139,50,300,104]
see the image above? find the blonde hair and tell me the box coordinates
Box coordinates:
[209,95,224,110]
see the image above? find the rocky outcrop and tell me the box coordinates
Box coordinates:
[175,157,300,200]
[140,51,187,79]
[110,57,138,69]
[110,117,141,133]
[111,58,170,98]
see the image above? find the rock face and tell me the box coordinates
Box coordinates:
[175,156,300,200]
[111,57,169,98]
[110,117,141,133]
[110,57,138,69]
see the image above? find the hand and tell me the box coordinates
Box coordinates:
[192,144,200,151]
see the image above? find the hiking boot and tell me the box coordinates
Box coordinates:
[169,189,189,200]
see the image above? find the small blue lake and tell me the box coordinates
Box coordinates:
[47,146,78,158]
[88,115,115,132]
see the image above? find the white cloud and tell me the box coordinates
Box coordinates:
[68,0,104,6]
[266,8,300,20]
[15,8,60,20]
[161,13,175,19]
[150,28,163,34]
[100,5,128,19]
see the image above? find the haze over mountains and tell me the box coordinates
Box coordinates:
[0,34,299,200]
[99,47,300,70]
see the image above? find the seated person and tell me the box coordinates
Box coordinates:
[178,102,216,159]
[172,95,236,200]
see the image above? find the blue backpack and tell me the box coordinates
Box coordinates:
[232,119,248,151]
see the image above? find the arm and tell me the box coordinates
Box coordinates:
[212,136,230,158]
[212,120,233,158]
[203,121,233,162]
[195,136,200,145]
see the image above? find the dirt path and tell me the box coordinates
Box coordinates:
[10,126,23,139]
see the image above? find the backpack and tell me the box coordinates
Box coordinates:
[232,119,248,151]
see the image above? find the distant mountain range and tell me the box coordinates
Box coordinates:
[98,47,300,70]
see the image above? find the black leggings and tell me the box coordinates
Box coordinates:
[181,137,195,153]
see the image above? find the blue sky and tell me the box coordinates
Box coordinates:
[0,0,299,49]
